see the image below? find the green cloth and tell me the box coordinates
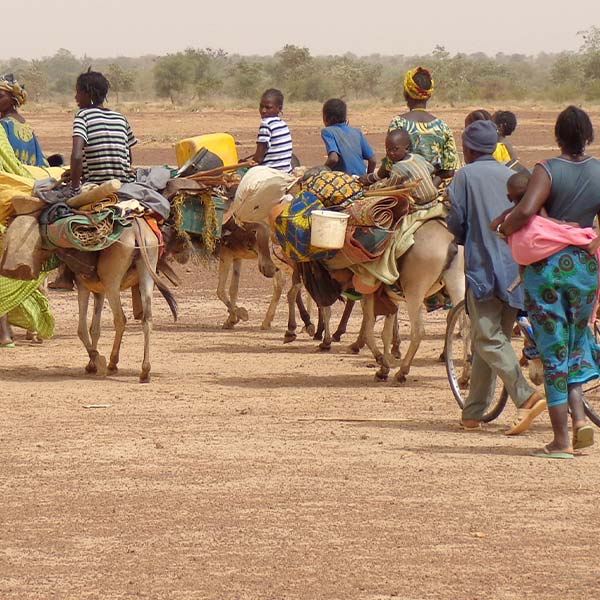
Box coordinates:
[0,126,31,178]
[43,208,131,252]
[325,202,449,289]
[0,271,54,338]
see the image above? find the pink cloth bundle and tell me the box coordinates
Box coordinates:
[508,214,600,321]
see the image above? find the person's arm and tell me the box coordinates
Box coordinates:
[70,136,85,191]
[321,128,340,170]
[247,142,268,164]
[504,139,518,161]
[446,172,468,245]
[438,124,459,180]
[498,164,551,236]
[360,133,376,174]
[324,151,340,169]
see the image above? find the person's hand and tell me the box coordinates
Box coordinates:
[489,214,506,232]
[357,174,370,186]
[587,236,600,255]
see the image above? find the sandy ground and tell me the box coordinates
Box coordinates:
[2,107,600,599]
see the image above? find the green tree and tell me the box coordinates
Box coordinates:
[228,60,265,99]
[105,63,135,102]
[153,52,192,104]
[20,60,48,102]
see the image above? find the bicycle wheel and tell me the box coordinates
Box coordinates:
[582,321,600,427]
[444,300,508,423]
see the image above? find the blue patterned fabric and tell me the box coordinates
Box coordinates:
[523,246,600,407]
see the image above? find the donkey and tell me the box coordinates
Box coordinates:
[1,214,177,383]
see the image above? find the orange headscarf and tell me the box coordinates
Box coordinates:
[403,67,434,101]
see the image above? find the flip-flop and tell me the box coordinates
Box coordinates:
[0,342,16,348]
[531,445,574,459]
[574,425,594,451]
[505,397,547,436]
[460,420,483,431]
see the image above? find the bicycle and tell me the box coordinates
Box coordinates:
[444,299,600,426]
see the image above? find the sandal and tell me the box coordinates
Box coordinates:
[531,445,574,459]
[573,425,594,451]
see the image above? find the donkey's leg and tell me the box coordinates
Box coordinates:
[314,307,324,341]
[332,299,355,342]
[105,283,127,375]
[284,267,301,343]
[391,312,401,360]
[76,283,104,374]
[229,258,248,322]
[318,305,332,351]
[136,261,155,383]
[395,291,426,384]
[297,290,315,337]
[262,268,285,330]
[349,303,368,355]
[218,251,237,329]
[375,313,396,381]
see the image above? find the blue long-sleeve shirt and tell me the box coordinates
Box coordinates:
[447,155,524,309]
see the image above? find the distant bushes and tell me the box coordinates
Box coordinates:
[2,27,600,106]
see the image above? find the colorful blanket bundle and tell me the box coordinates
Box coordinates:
[272,191,338,263]
[42,207,131,252]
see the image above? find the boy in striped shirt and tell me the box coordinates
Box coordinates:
[244,88,293,173]
[70,69,137,193]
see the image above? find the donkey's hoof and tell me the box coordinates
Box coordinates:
[303,323,316,337]
[108,365,119,375]
[222,320,236,330]
[395,373,407,384]
[332,333,343,342]
[139,372,151,384]
[260,321,272,330]
[283,332,297,344]
[85,362,97,374]
[375,354,384,366]
[318,342,331,352]
[438,351,446,363]
[349,344,360,355]
[236,307,249,322]
[375,371,389,382]
[392,347,402,360]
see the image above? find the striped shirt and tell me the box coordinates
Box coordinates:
[73,107,137,184]
[385,153,438,204]
[257,115,293,173]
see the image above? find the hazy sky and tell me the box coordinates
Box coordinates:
[2,1,599,60]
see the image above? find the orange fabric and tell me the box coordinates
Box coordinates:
[144,216,165,257]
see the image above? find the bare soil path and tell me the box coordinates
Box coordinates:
[2,106,600,599]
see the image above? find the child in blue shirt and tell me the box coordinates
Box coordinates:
[321,98,376,176]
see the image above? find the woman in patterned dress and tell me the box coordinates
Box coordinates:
[388,67,460,181]
[498,106,600,458]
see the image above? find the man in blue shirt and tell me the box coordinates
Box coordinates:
[321,98,376,176]
[447,120,546,433]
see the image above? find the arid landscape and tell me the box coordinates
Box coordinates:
[2,105,600,599]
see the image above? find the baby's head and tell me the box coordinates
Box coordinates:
[259,88,284,118]
[507,171,530,204]
[385,129,410,163]
[322,98,346,126]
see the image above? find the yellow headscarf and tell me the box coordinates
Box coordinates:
[0,74,27,107]
[403,67,434,101]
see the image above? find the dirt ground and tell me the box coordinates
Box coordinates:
[2,107,600,600]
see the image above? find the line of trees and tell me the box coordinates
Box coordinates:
[2,27,600,106]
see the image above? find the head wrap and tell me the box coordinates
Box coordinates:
[404,67,434,101]
[0,74,27,107]
[462,120,498,154]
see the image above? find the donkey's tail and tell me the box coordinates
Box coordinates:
[133,218,178,322]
